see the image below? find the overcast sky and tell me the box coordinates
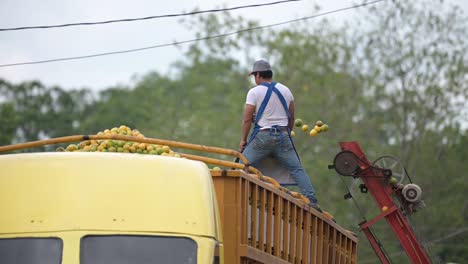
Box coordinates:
[1,0,467,92]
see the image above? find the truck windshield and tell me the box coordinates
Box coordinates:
[0,237,63,264]
[80,235,197,264]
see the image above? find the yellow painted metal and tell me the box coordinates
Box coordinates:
[0,152,220,241]
[0,231,218,264]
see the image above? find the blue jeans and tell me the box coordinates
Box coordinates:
[242,130,318,204]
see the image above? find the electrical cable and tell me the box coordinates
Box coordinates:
[0,0,386,68]
[338,176,367,221]
[406,215,438,261]
[361,227,468,263]
[403,165,414,183]
[0,0,300,32]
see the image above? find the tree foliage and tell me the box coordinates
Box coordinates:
[0,79,93,148]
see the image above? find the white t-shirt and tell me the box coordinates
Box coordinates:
[245,82,294,128]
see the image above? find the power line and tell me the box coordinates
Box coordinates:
[427,226,468,245]
[0,0,300,32]
[0,0,386,68]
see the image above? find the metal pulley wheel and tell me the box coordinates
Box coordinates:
[372,155,407,184]
[332,151,360,176]
[330,151,363,198]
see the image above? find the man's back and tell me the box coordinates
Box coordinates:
[246,82,293,128]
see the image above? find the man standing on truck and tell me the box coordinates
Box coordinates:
[239,59,322,212]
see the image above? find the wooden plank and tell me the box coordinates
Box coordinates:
[295,206,303,262]
[337,232,343,264]
[290,204,297,263]
[240,178,249,244]
[302,211,311,263]
[282,200,290,260]
[342,236,348,264]
[331,226,337,264]
[344,238,349,264]
[251,184,258,248]
[346,237,353,264]
[273,194,282,257]
[317,219,323,263]
[214,176,240,264]
[258,188,266,252]
[310,215,318,264]
[352,241,358,264]
[239,245,291,264]
[266,191,274,254]
[323,223,330,264]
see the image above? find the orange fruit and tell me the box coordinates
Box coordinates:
[309,129,318,137]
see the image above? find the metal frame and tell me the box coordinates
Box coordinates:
[339,141,431,264]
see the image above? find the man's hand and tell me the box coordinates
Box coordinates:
[240,104,255,153]
[239,140,247,152]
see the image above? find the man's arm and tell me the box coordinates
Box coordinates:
[240,104,255,151]
[288,101,295,130]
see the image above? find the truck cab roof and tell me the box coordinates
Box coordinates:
[0,152,221,241]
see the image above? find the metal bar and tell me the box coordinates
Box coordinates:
[179,153,262,178]
[0,134,250,164]
[0,135,268,178]
[361,226,391,264]
[386,211,430,263]
[359,205,398,229]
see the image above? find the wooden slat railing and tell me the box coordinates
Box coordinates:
[213,170,358,264]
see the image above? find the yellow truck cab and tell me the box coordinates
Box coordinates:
[0,152,223,264]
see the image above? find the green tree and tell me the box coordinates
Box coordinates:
[0,79,93,149]
[349,0,468,262]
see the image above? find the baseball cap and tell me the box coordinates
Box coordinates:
[249,60,272,75]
